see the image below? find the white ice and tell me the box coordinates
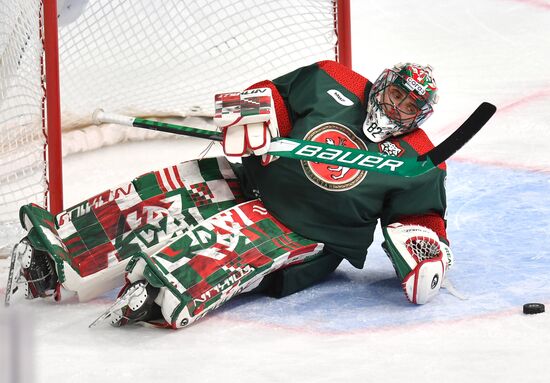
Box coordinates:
[1,0,550,382]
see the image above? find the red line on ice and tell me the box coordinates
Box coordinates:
[433,87,550,171]
[508,0,550,10]
[497,87,550,114]
[451,155,550,173]
[210,303,548,337]
[437,87,550,137]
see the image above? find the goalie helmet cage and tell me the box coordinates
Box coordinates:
[0,0,351,254]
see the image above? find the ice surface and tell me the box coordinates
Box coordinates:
[1,1,550,382]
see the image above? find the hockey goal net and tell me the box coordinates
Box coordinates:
[0,0,351,255]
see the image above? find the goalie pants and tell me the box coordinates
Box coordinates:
[253,250,342,298]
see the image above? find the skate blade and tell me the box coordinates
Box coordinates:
[4,244,27,307]
[89,294,132,328]
[89,282,147,328]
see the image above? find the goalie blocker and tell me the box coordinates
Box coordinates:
[214,88,280,165]
[382,223,453,304]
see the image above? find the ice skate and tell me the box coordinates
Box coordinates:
[89,281,161,328]
[5,239,58,306]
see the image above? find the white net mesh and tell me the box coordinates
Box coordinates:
[57,0,339,130]
[0,0,343,254]
[405,237,441,262]
[0,1,47,254]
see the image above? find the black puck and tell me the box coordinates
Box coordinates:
[523,303,545,315]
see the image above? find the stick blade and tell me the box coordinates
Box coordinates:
[421,102,497,166]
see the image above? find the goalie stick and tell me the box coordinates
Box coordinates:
[93,102,496,177]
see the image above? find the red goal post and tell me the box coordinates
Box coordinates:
[0,0,351,254]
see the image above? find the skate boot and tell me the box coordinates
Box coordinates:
[5,238,59,306]
[90,281,162,327]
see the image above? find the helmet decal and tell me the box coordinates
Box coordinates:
[400,64,438,103]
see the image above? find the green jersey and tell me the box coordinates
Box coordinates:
[239,61,447,269]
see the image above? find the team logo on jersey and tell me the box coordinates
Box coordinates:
[378,141,404,157]
[301,123,368,191]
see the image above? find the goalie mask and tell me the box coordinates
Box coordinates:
[363,63,438,143]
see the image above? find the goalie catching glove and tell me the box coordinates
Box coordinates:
[382,223,453,304]
[214,88,279,165]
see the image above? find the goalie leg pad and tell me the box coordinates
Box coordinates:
[123,199,324,328]
[382,223,453,304]
[14,157,245,302]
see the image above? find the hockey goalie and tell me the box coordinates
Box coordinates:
[5,61,454,328]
